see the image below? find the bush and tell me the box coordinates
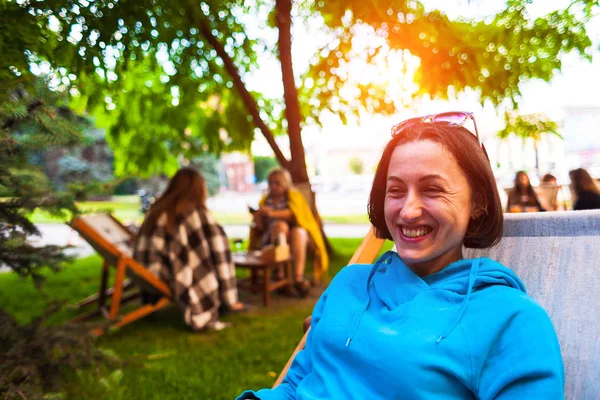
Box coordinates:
[253,156,278,183]
[0,305,115,399]
[112,178,138,196]
[191,154,221,196]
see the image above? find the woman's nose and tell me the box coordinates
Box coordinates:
[400,191,423,221]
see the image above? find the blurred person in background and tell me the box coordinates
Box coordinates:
[539,173,563,211]
[134,167,246,331]
[506,171,545,212]
[250,168,328,295]
[569,168,600,211]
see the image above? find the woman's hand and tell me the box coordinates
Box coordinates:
[258,206,272,218]
[258,206,293,222]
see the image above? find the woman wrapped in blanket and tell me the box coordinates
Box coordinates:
[238,112,563,399]
[134,167,245,331]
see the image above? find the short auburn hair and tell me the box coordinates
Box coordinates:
[368,122,503,249]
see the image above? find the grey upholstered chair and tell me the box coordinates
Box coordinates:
[465,210,600,400]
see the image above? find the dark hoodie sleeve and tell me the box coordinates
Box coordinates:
[236,289,329,400]
[476,302,564,399]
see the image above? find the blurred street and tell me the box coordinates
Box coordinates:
[0,191,374,272]
[207,189,371,216]
[25,222,371,261]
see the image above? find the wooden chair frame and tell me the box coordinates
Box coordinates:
[69,214,172,336]
[233,246,293,307]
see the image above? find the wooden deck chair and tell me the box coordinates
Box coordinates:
[274,211,600,399]
[295,182,329,255]
[68,214,172,336]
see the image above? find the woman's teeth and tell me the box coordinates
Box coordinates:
[402,227,431,238]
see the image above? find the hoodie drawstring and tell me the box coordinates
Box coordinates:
[345,251,394,348]
[436,258,481,344]
[345,252,483,346]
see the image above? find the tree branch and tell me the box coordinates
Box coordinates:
[1,99,44,130]
[276,0,309,183]
[195,15,289,168]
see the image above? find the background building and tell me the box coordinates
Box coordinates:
[221,152,255,192]
[562,106,600,177]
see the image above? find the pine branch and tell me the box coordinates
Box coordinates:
[0,75,36,90]
[42,106,83,139]
[0,136,19,145]
[0,79,84,282]
[0,207,40,236]
[1,99,43,130]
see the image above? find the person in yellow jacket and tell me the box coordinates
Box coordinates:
[250,168,328,295]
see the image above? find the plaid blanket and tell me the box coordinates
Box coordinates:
[133,208,238,330]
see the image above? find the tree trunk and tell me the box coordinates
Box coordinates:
[275,0,309,185]
[275,0,331,251]
[534,140,540,180]
[196,3,310,184]
[198,6,332,250]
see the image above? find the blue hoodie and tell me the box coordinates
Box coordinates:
[238,251,564,399]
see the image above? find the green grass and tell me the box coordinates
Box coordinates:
[212,211,253,225]
[28,195,143,224]
[0,238,393,400]
[321,214,370,224]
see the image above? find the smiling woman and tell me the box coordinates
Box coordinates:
[238,113,564,400]
[382,140,478,276]
[368,115,503,277]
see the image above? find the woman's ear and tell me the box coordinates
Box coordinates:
[471,192,486,219]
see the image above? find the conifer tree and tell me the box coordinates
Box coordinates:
[0,77,84,284]
[0,78,115,400]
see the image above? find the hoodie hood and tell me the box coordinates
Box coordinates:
[346,251,526,347]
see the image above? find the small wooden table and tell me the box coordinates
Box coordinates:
[233,247,293,307]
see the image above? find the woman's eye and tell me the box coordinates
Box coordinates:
[424,186,443,194]
[387,187,406,196]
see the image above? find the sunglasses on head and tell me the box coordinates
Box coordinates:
[391,111,482,149]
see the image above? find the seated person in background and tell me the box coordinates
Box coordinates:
[539,173,562,211]
[569,168,600,210]
[134,167,245,331]
[506,171,545,212]
[250,168,328,295]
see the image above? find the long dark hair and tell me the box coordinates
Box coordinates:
[514,171,536,196]
[570,168,600,196]
[141,167,208,235]
[512,171,544,209]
